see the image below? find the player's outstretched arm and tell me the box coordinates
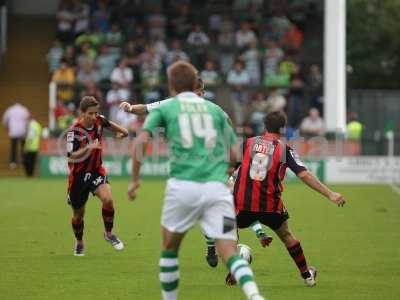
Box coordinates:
[128,130,151,200]
[297,171,346,207]
[108,120,129,138]
[119,101,148,115]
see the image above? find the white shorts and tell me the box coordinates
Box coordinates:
[161,178,237,241]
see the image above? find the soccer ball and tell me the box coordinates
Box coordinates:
[238,244,252,264]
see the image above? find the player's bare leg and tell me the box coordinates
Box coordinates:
[216,239,265,300]
[160,226,185,300]
[95,183,124,250]
[274,220,316,286]
[72,206,85,256]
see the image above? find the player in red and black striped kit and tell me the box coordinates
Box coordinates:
[67,96,128,256]
[227,111,346,286]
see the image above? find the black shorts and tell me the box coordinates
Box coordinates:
[67,171,109,209]
[236,211,289,231]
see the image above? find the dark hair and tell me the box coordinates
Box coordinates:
[79,96,99,112]
[167,61,198,94]
[264,111,287,134]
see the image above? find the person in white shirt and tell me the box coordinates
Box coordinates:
[110,58,133,88]
[227,61,251,125]
[300,108,325,137]
[187,24,210,47]
[266,87,286,112]
[106,83,131,122]
[2,103,30,169]
[235,21,258,49]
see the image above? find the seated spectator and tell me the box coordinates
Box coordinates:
[235,21,258,49]
[52,59,76,102]
[263,68,290,88]
[218,14,234,48]
[279,55,297,76]
[47,40,64,73]
[300,108,325,137]
[52,59,75,84]
[76,43,97,68]
[269,12,291,42]
[75,29,102,47]
[227,61,250,125]
[77,60,100,85]
[64,45,77,68]
[187,24,210,68]
[170,4,192,39]
[147,5,167,39]
[105,23,124,55]
[56,0,75,43]
[110,58,133,88]
[249,91,269,135]
[96,44,117,82]
[282,22,303,53]
[57,103,76,131]
[92,1,111,33]
[307,64,323,113]
[266,87,286,112]
[72,0,90,36]
[208,13,222,40]
[151,34,168,59]
[165,39,189,66]
[80,81,103,103]
[106,82,131,121]
[263,40,284,76]
[287,73,305,127]
[240,40,261,85]
[139,43,163,72]
[141,62,162,87]
[200,60,220,86]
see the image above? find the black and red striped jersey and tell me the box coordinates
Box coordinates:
[233,133,307,214]
[66,115,110,175]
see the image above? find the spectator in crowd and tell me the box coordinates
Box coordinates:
[147,5,167,39]
[235,21,258,49]
[105,23,124,55]
[106,82,131,122]
[263,39,284,76]
[187,24,210,68]
[266,87,286,112]
[269,12,291,42]
[249,91,269,135]
[130,24,146,50]
[52,58,75,84]
[56,0,75,43]
[47,40,64,73]
[96,44,118,82]
[63,45,77,68]
[2,102,30,169]
[92,0,111,33]
[165,39,189,66]
[241,40,261,85]
[76,43,97,68]
[57,103,76,131]
[300,107,325,137]
[200,60,220,86]
[307,64,323,114]
[139,43,163,73]
[287,73,305,128]
[264,67,290,88]
[75,28,102,47]
[282,22,303,53]
[280,55,297,77]
[151,34,168,59]
[23,116,42,177]
[346,112,363,140]
[218,15,235,74]
[77,59,100,85]
[170,4,192,39]
[227,61,250,125]
[72,0,90,36]
[80,81,103,103]
[208,13,222,40]
[110,58,133,88]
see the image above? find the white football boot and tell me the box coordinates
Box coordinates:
[304,266,317,287]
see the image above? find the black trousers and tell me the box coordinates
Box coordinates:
[10,138,25,164]
[23,151,38,177]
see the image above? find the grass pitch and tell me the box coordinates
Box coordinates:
[0,178,399,299]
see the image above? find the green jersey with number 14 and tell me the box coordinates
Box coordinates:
[143,92,237,183]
